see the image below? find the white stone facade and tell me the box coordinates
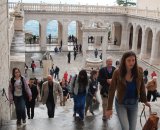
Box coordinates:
[137,0,160,10]
[0,0,10,125]
[20,7,160,65]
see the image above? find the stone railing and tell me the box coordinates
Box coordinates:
[8,16,15,47]
[8,2,160,20]
[8,2,17,9]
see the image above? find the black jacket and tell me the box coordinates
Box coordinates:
[98,66,116,95]
[28,84,38,101]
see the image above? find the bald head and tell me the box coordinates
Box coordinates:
[47,75,53,83]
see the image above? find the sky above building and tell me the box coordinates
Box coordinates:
[9,0,137,6]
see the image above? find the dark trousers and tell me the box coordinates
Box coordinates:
[14,96,26,121]
[32,67,34,73]
[46,100,55,118]
[26,100,36,119]
[85,95,94,113]
[147,90,157,102]
[68,58,70,63]
[54,73,59,80]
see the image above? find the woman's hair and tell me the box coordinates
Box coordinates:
[90,70,97,79]
[78,70,88,87]
[12,67,21,78]
[119,51,138,79]
[60,78,68,86]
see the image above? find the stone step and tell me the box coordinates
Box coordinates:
[1,101,160,130]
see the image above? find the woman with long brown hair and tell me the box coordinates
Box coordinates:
[9,68,32,126]
[106,51,150,130]
[71,70,89,120]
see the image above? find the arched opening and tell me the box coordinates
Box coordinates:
[113,22,122,47]
[153,31,160,64]
[137,26,142,54]
[68,21,83,50]
[158,32,160,59]
[46,20,62,44]
[128,23,133,50]
[24,20,40,44]
[146,28,153,59]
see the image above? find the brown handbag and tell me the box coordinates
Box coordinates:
[140,104,159,130]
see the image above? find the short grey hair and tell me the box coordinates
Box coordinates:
[106,56,113,61]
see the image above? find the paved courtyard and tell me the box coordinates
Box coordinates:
[2,50,160,130]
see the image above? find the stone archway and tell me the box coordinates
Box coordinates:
[150,31,160,65]
[146,28,153,58]
[136,26,142,54]
[24,20,41,44]
[68,20,83,50]
[142,27,153,59]
[46,20,62,44]
[113,22,122,47]
[157,32,160,59]
[127,23,133,50]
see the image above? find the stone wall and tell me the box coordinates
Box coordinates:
[137,0,160,10]
[0,0,10,126]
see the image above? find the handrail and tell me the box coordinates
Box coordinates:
[8,2,160,20]
[9,16,15,47]
[0,88,9,102]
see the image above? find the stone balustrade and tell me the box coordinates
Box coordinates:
[8,2,160,20]
[8,16,15,47]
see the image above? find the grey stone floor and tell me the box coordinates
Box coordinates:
[3,50,160,130]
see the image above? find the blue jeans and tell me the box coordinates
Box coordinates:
[14,96,26,121]
[115,99,138,130]
[73,94,86,120]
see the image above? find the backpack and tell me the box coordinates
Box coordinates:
[140,104,159,130]
[70,75,77,98]
[11,76,27,100]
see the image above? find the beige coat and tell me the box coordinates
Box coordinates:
[41,81,63,105]
[146,80,157,91]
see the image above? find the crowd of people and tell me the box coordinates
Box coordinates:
[8,51,160,130]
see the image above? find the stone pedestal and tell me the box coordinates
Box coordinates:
[10,55,25,76]
[14,16,24,31]
[42,60,52,78]
[83,58,103,73]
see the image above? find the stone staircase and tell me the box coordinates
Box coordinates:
[1,100,160,130]
[10,31,25,53]
[10,31,26,75]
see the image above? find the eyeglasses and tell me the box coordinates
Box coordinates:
[15,71,20,74]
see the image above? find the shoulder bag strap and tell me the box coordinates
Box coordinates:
[140,104,147,127]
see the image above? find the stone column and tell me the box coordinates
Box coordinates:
[150,29,159,65]
[40,20,47,51]
[140,27,148,59]
[77,22,82,44]
[95,36,101,46]
[132,25,138,52]
[58,23,62,44]
[82,34,88,58]
[62,22,68,51]
[102,33,108,65]
[111,24,115,44]
[120,24,128,50]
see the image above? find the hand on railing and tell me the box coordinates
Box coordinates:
[0,88,9,102]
